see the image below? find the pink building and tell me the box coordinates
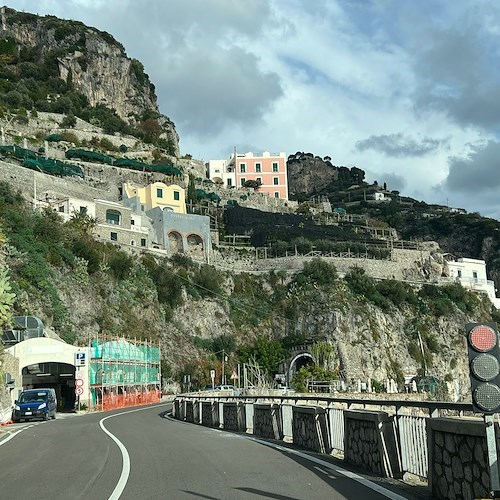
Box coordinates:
[231,151,288,200]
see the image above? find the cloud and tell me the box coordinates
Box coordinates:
[444,140,500,193]
[355,133,446,157]
[411,6,500,129]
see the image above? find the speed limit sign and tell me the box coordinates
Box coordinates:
[75,387,84,396]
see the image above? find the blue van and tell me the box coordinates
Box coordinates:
[12,388,57,422]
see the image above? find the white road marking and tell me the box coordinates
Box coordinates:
[99,403,171,500]
[163,413,407,500]
[0,427,26,446]
[249,437,409,500]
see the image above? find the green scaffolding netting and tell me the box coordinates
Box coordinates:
[89,339,160,386]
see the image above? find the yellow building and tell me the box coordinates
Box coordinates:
[123,182,186,214]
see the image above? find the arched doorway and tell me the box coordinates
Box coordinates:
[168,231,183,253]
[22,362,76,411]
[187,233,204,258]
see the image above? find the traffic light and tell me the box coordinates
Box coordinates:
[466,322,500,414]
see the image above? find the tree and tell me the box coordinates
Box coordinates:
[239,336,287,375]
[140,118,162,142]
[187,174,197,205]
[61,111,76,128]
[243,179,261,189]
[0,266,15,327]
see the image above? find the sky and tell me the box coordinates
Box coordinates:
[6,0,500,219]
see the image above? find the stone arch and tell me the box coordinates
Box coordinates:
[187,233,204,258]
[168,230,183,253]
[288,352,314,386]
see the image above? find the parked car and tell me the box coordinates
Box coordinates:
[215,385,236,390]
[12,388,57,422]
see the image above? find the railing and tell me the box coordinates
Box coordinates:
[175,393,473,480]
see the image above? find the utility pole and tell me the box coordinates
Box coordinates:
[222,349,225,385]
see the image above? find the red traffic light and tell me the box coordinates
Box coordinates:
[469,325,497,352]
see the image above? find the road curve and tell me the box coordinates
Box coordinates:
[0,403,416,499]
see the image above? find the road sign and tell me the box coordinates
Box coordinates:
[75,378,84,387]
[466,322,500,413]
[210,370,215,379]
[76,371,84,379]
[230,371,238,380]
[75,387,83,396]
[75,352,86,367]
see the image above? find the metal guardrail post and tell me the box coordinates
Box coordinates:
[219,400,224,429]
[282,403,293,442]
[245,400,254,434]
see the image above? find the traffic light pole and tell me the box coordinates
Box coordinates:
[485,414,500,495]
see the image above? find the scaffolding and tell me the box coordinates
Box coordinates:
[89,334,161,411]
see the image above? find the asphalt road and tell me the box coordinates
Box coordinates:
[0,403,419,499]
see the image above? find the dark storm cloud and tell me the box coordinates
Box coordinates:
[157,47,283,135]
[412,9,500,129]
[445,140,500,193]
[355,133,445,157]
[378,173,407,193]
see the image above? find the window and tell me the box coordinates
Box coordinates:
[111,232,118,241]
[157,188,163,198]
[58,206,65,213]
[273,177,279,185]
[256,177,262,185]
[131,219,135,225]
[174,191,180,201]
[106,209,121,225]
[140,238,146,247]
[141,205,145,212]
[272,162,279,172]
[227,178,232,187]
[241,178,246,186]
[473,271,478,281]
[240,163,246,173]
[457,270,462,278]
[130,240,136,246]
[274,192,280,198]
[79,206,87,214]
[255,163,261,173]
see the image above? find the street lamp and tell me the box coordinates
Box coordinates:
[213,349,228,385]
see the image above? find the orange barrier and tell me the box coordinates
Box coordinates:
[96,389,161,412]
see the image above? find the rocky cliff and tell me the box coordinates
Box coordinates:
[0,6,179,154]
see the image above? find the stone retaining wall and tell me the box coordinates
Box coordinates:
[292,406,330,453]
[344,410,401,478]
[201,401,218,427]
[222,402,242,431]
[254,403,282,440]
[427,417,498,500]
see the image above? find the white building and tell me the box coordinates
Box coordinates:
[445,257,500,309]
[207,158,235,188]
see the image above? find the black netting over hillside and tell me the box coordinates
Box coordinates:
[223,206,369,247]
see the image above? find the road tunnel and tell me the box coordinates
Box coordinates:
[22,362,76,411]
[288,352,314,387]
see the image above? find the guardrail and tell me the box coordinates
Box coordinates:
[174,393,474,480]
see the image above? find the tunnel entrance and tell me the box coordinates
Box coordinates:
[288,353,314,387]
[22,362,76,411]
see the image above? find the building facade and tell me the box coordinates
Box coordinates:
[208,151,288,200]
[122,182,186,214]
[445,257,500,308]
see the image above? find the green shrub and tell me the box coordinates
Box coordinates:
[300,258,337,286]
[192,264,222,298]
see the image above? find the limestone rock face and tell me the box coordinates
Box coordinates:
[2,8,179,155]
